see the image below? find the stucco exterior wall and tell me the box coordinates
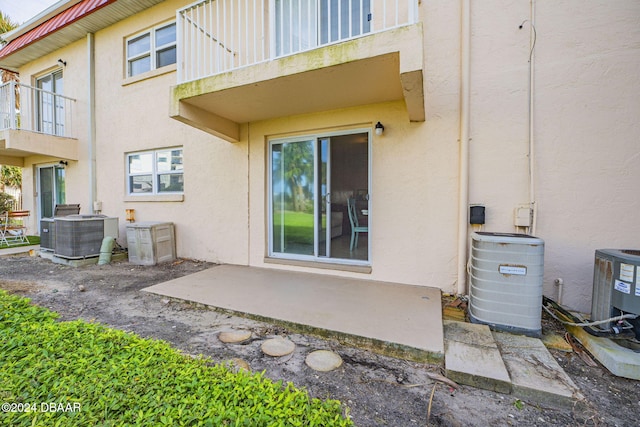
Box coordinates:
[246,101,459,286]
[18,37,91,233]
[7,0,639,313]
[460,0,640,312]
[533,1,640,312]
[92,0,248,264]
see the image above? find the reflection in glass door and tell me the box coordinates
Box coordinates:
[271,139,315,255]
[36,70,65,136]
[38,165,66,220]
[269,131,369,263]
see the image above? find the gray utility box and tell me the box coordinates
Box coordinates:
[468,232,545,337]
[126,222,176,265]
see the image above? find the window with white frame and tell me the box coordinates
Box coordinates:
[127,148,184,195]
[126,22,176,77]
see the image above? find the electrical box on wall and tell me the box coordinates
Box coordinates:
[514,204,532,227]
[469,204,485,225]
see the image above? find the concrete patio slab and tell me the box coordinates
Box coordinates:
[0,244,39,256]
[493,331,585,408]
[143,264,443,362]
[443,320,511,393]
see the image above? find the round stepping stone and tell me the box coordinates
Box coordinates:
[305,350,343,372]
[261,337,295,357]
[218,330,252,344]
[223,358,251,372]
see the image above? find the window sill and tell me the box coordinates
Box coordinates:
[124,194,184,202]
[122,64,176,86]
[263,257,372,274]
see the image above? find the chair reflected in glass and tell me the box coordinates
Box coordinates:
[347,198,368,251]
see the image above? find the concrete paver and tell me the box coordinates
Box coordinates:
[444,320,585,408]
[443,320,511,393]
[565,324,640,380]
[305,350,343,372]
[493,331,584,408]
[261,337,296,357]
[218,330,252,343]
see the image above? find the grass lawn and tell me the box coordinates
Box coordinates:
[0,290,353,426]
[273,211,324,246]
[0,235,40,250]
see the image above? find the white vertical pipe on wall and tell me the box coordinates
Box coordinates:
[528,0,537,235]
[87,33,97,214]
[457,0,471,296]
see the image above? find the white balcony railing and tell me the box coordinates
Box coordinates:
[0,81,75,138]
[178,0,419,83]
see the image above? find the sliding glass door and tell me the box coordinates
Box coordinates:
[38,165,66,220]
[36,70,65,136]
[275,0,372,57]
[269,130,370,263]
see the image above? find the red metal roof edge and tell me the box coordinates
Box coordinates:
[0,0,116,60]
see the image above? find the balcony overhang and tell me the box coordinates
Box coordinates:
[0,129,79,166]
[170,24,424,143]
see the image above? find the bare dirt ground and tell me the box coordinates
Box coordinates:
[0,254,638,426]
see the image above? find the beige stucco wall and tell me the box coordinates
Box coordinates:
[18,36,91,233]
[533,1,640,312]
[246,101,460,286]
[460,0,640,312]
[92,0,248,265]
[10,0,640,313]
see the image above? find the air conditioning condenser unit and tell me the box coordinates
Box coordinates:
[54,215,119,259]
[592,249,640,339]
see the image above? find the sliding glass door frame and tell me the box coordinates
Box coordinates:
[267,127,371,265]
[36,163,66,227]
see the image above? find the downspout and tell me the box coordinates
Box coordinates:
[88,33,97,213]
[457,0,471,295]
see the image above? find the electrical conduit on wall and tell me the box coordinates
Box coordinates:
[457,0,471,296]
[528,0,537,236]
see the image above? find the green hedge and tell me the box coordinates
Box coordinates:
[0,291,353,426]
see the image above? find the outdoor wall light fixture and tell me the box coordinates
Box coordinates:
[126,209,135,223]
[375,122,385,135]
[57,59,66,67]
[58,160,68,167]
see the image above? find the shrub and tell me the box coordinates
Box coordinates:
[0,192,15,214]
[0,290,353,426]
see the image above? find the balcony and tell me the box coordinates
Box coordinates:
[171,0,424,142]
[0,82,78,166]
